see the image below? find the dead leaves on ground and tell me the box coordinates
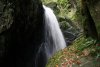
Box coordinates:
[55,48,91,67]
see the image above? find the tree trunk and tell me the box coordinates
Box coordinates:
[0,0,44,67]
[81,0,98,39]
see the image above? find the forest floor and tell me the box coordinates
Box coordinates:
[46,35,100,67]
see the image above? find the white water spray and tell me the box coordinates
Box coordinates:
[43,5,66,58]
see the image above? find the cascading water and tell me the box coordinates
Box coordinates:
[43,5,66,57]
[35,5,66,67]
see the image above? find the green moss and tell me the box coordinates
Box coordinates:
[42,0,81,30]
[73,35,96,51]
[46,50,63,67]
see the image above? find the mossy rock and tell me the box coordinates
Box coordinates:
[0,1,13,33]
[46,2,60,15]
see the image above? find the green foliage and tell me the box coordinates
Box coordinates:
[46,50,63,67]
[57,0,69,8]
[77,37,96,51]
[42,0,79,30]
[42,0,72,17]
[73,35,97,50]
[95,46,100,58]
[46,35,100,67]
[90,40,100,58]
[43,0,100,66]
[74,35,100,58]
[60,21,69,30]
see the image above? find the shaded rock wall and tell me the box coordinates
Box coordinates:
[88,1,100,34]
[0,0,45,67]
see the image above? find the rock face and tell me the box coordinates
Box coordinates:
[0,1,13,33]
[42,1,80,45]
[88,0,100,34]
[0,0,45,67]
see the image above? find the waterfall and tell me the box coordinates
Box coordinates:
[35,5,66,67]
[43,5,66,58]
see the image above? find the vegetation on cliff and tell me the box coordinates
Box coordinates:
[42,0,100,67]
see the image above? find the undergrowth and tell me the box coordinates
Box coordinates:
[46,35,100,67]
